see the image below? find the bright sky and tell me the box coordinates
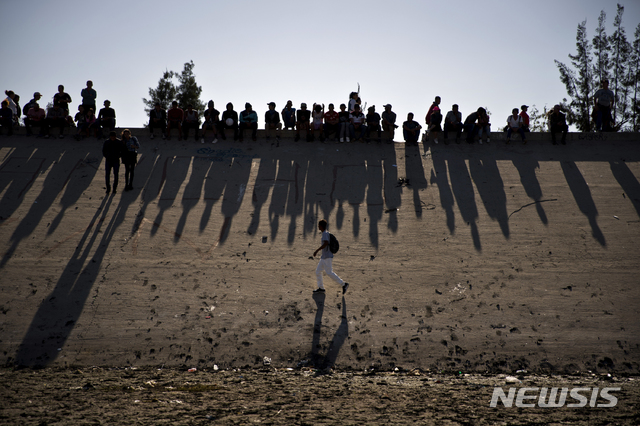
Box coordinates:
[2,0,639,128]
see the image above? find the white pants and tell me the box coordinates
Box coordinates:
[316,258,344,289]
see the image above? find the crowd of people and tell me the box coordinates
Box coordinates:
[2,80,618,146]
[0,82,116,140]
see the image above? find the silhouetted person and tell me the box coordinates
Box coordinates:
[102,131,124,194]
[548,104,568,145]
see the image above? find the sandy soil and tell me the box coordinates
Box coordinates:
[0,130,639,423]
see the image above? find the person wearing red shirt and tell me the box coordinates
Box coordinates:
[323,104,339,141]
[519,105,530,132]
[167,101,184,140]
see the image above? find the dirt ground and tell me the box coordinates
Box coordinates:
[1,367,639,425]
[0,130,639,423]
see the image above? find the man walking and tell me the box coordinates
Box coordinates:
[102,131,124,194]
[313,220,349,294]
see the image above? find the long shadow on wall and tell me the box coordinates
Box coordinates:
[512,156,549,225]
[47,151,101,236]
[382,142,401,234]
[219,155,253,244]
[430,153,455,234]
[0,151,79,269]
[447,157,481,250]
[404,144,428,218]
[561,160,606,246]
[609,160,640,219]
[151,156,191,237]
[15,192,137,366]
[469,157,509,238]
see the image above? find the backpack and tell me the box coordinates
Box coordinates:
[23,101,36,116]
[329,233,340,254]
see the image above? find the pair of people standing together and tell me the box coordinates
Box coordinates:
[102,129,140,194]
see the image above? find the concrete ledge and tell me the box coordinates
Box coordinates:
[5,125,639,143]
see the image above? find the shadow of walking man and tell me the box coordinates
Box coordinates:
[310,294,349,370]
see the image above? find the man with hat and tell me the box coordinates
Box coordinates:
[381,104,397,144]
[264,102,281,141]
[22,92,42,116]
[239,102,258,141]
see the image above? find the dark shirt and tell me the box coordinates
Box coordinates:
[549,111,567,127]
[265,110,280,125]
[222,110,238,126]
[296,109,311,122]
[0,108,13,122]
[464,112,479,126]
[98,107,116,120]
[204,108,220,123]
[430,110,443,126]
[338,111,350,123]
[366,112,381,125]
[53,92,72,109]
[150,108,166,121]
[102,138,124,163]
[23,98,39,116]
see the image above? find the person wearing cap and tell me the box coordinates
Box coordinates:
[149,102,167,139]
[264,102,281,141]
[167,101,184,140]
[281,100,296,131]
[295,103,311,142]
[22,92,42,116]
[221,102,238,141]
[201,100,220,143]
[81,80,97,115]
[365,106,382,143]
[182,104,200,141]
[239,102,258,141]
[97,100,116,136]
[519,105,530,132]
[443,104,463,144]
[102,130,125,195]
[381,104,397,144]
[548,104,568,145]
[323,103,339,141]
